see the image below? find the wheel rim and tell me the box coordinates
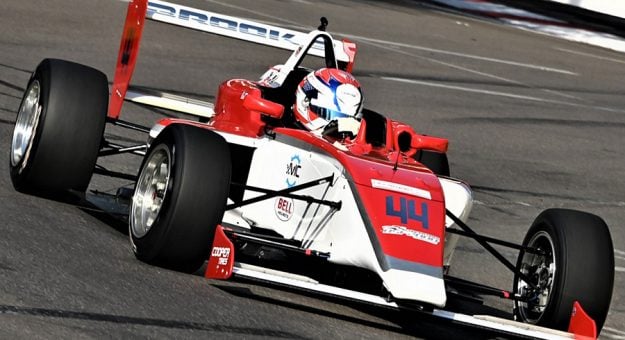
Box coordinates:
[11,80,42,168]
[516,230,556,323]
[131,145,171,238]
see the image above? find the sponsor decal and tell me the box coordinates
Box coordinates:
[372,179,431,200]
[120,30,135,67]
[146,1,317,49]
[382,225,440,245]
[259,69,281,88]
[211,246,230,265]
[285,154,301,188]
[385,195,429,229]
[274,197,294,221]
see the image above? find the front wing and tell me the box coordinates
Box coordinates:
[207,226,594,340]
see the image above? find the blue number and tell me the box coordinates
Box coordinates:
[385,196,408,223]
[407,200,429,229]
[385,196,429,229]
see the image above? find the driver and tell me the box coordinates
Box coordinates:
[293,68,363,137]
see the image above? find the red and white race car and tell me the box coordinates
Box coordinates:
[9,0,614,339]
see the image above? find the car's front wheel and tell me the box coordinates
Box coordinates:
[513,208,614,333]
[130,124,231,273]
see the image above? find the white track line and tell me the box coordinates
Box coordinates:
[358,39,585,102]
[604,327,625,336]
[346,35,577,76]
[382,76,545,101]
[604,326,625,340]
[203,0,304,27]
[555,47,625,65]
[614,249,625,256]
[381,76,625,113]
[204,0,578,78]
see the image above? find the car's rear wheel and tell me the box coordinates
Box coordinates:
[513,208,614,333]
[10,58,108,193]
[413,150,450,177]
[130,124,231,273]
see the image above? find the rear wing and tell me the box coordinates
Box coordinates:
[108,0,357,120]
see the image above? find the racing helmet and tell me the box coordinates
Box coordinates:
[293,68,363,131]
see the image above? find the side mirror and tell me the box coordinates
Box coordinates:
[411,134,448,154]
[243,94,284,119]
[393,123,448,155]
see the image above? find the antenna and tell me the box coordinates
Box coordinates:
[318,17,328,31]
[393,151,401,171]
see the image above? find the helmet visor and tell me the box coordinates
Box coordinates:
[310,104,354,121]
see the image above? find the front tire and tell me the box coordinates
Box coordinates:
[513,209,614,333]
[10,59,108,192]
[130,124,231,273]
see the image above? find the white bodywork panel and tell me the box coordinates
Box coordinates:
[217,132,472,307]
[440,177,473,267]
[233,263,576,340]
[126,88,215,118]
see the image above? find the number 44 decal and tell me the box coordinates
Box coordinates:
[385,196,429,229]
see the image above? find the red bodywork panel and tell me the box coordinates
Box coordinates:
[341,39,357,73]
[205,225,235,280]
[209,79,275,137]
[109,0,147,119]
[391,121,448,155]
[569,301,597,340]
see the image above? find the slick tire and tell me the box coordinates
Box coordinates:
[10,58,108,193]
[413,150,450,177]
[513,208,614,333]
[130,124,231,273]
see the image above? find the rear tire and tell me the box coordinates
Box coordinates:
[10,59,108,192]
[130,124,231,273]
[513,209,614,333]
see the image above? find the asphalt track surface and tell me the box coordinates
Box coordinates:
[1,0,624,338]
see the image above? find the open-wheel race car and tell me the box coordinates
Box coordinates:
[9,0,615,338]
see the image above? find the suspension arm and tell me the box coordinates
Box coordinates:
[446,228,544,255]
[226,174,340,210]
[446,209,538,290]
[99,141,147,157]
